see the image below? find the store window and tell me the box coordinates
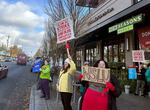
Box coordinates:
[103,37,125,63]
[76,49,83,70]
[85,47,97,66]
[113,45,119,62]
[104,46,108,62]
[108,45,113,62]
[119,43,125,62]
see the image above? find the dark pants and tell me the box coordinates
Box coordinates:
[60,92,72,110]
[148,82,150,92]
[135,80,145,95]
[37,79,41,90]
[41,79,50,98]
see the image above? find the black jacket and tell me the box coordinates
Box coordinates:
[108,74,122,110]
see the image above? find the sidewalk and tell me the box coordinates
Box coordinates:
[29,83,150,110]
[29,83,79,110]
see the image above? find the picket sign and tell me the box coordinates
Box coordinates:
[132,50,145,62]
[82,66,110,84]
[132,50,145,73]
[55,17,75,44]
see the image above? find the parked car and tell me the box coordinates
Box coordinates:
[4,58,11,62]
[0,63,8,79]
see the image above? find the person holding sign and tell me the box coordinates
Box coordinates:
[79,61,89,96]
[56,42,76,110]
[39,59,51,100]
[145,63,150,97]
[135,63,146,96]
[81,60,121,110]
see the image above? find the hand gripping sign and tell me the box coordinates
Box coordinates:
[82,66,110,84]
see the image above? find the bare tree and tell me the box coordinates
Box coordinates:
[42,34,49,57]
[44,0,89,66]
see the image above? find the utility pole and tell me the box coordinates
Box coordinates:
[7,35,10,49]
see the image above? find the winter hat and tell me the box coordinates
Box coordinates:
[64,58,70,64]
[84,61,89,65]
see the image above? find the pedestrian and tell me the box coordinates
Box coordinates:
[40,59,51,100]
[135,63,146,96]
[79,61,89,96]
[57,42,76,110]
[78,61,89,110]
[81,59,122,110]
[145,63,150,97]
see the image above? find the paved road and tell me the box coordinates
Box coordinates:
[0,62,37,110]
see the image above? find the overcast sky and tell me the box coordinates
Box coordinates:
[0,0,48,56]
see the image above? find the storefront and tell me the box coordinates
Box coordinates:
[137,26,150,63]
[75,0,150,70]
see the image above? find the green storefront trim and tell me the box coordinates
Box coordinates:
[109,14,143,33]
[117,25,134,34]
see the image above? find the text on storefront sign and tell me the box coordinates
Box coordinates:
[88,7,114,25]
[109,14,143,33]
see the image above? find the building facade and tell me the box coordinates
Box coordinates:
[75,0,150,70]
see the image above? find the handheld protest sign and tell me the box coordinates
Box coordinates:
[82,66,110,84]
[132,50,145,77]
[55,17,75,44]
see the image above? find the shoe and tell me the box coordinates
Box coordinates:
[45,96,50,100]
[134,93,138,96]
[141,94,146,97]
[40,95,45,98]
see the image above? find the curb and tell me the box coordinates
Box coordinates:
[29,85,36,110]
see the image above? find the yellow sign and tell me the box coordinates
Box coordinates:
[117,25,133,34]
[109,14,143,33]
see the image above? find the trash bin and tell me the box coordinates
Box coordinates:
[124,85,130,94]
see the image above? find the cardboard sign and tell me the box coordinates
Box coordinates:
[55,17,75,44]
[132,50,145,62]
[82,66,110,84]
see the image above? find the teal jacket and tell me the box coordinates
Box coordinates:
[40,64,51,80]
[145,68,150,82]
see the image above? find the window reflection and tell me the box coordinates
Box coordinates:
[103,43,125,63]
[85,47,97,66]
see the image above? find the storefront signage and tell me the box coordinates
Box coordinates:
[132,50,145,62]
[109,14,143,33]
[82,66,110,84]
[88,7,114,25]
[117,25,133,34]
[77,0,132,37]
[55,17,75,44]
[138,26,150,48]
